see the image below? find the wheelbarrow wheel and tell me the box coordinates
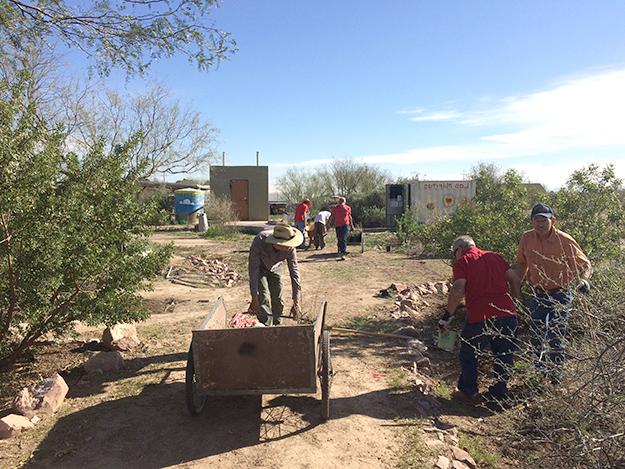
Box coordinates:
[321,330,332,420]
[185,342,207,416]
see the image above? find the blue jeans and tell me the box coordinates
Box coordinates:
[335,225,349,255]
[458,316,517,399]
[528,289,573,383]
[294,220,306,248]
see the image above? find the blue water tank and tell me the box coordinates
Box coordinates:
[174,189,205,217]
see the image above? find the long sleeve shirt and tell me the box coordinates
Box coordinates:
[248,230,302,300]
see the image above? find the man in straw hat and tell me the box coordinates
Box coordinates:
[248,224,303,326]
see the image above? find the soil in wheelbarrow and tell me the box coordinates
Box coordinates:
[4,232,514,468]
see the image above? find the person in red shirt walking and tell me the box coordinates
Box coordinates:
[330,197,353,260]
[440,235,521,406]
[293,199,311,249]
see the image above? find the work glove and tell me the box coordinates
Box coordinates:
[290,302,302,320]
[576,279,591,294]
[438,310,452,330]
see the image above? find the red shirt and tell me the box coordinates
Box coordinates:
[331,203,351,227]
[294,202,310,222]
[453,247,515,323]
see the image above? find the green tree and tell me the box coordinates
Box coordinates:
[555,164,625,262]
[0,75,172,368]
[0,1,236,76]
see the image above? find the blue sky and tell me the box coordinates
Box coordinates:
[83,1,625,190]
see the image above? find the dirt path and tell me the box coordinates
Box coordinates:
[4,232,471,469]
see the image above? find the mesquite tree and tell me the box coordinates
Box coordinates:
[0,76,173,368]
[0,0,236,76]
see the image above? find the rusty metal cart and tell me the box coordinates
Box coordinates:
[185,298,332,420]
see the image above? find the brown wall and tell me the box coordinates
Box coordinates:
[210,166,269,221]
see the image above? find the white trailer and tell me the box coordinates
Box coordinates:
[409,180,476,223]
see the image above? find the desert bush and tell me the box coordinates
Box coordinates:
[397,165,529,262]
[0,76,173,367]
[203,194,239,237]
[554,164,625,262]
[349,190,385,227]
[138,187,173,225]
[494,259,625,468]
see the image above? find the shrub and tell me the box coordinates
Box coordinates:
[501,258,625,467]
[0,77,172,367]
[203,194,239,237]
[349,190,385,227]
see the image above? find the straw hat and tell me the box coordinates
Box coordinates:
[265,224,303,248]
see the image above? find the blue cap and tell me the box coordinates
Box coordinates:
[531,203,553,219]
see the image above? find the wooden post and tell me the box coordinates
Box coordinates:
[222,152,225,166]
[256,151,259,166]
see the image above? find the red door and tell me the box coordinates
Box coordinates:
[230,179,249,220]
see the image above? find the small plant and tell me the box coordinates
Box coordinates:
[434,382,453,400]
[396,426,430,469]
[341,315,398,333]
[458,433,501,469]
[386,367,411,391]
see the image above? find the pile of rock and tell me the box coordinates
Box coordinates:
[1,323,143,440]
[1,373,68,439]
[81,323,142,373]
[409,416,480,468]
[377,281,451,320]
[170,256,241,288]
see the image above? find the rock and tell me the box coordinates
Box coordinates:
[102,324,141,351]
[402,305,419,315]
[400,299,418,311]
[451,462,470,469]
[451,446,477,469]
[30,415,41,424]
[390,282,407,292]
[408,339,428,352]
[13,373,69,417]
[435,281,450,295]
[34,373,69,414]
[416,356,432,369]
[435,455,450,469]
[0,414,34,439]
[13,388,36,418]
[83,351,125,373]
[417,285,430,295]
[424,437,445,451]
[393,326,420,337]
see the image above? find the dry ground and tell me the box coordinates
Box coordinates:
[0,231,520,468]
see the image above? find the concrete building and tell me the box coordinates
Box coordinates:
[210,166,268,221]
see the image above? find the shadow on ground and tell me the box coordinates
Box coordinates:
[25,383,445,468]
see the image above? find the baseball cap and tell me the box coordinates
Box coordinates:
[530,203,554,219]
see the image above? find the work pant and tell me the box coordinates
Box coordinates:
[313,221,327,249]
[335,225,349,256]
[458,316,517,399]
[528,289,573,384]
[294,220,306,248]
[257,266,283,326]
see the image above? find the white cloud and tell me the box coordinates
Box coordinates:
[304,68,625,166]
[396,107,425,115]
[409,110,462,122]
